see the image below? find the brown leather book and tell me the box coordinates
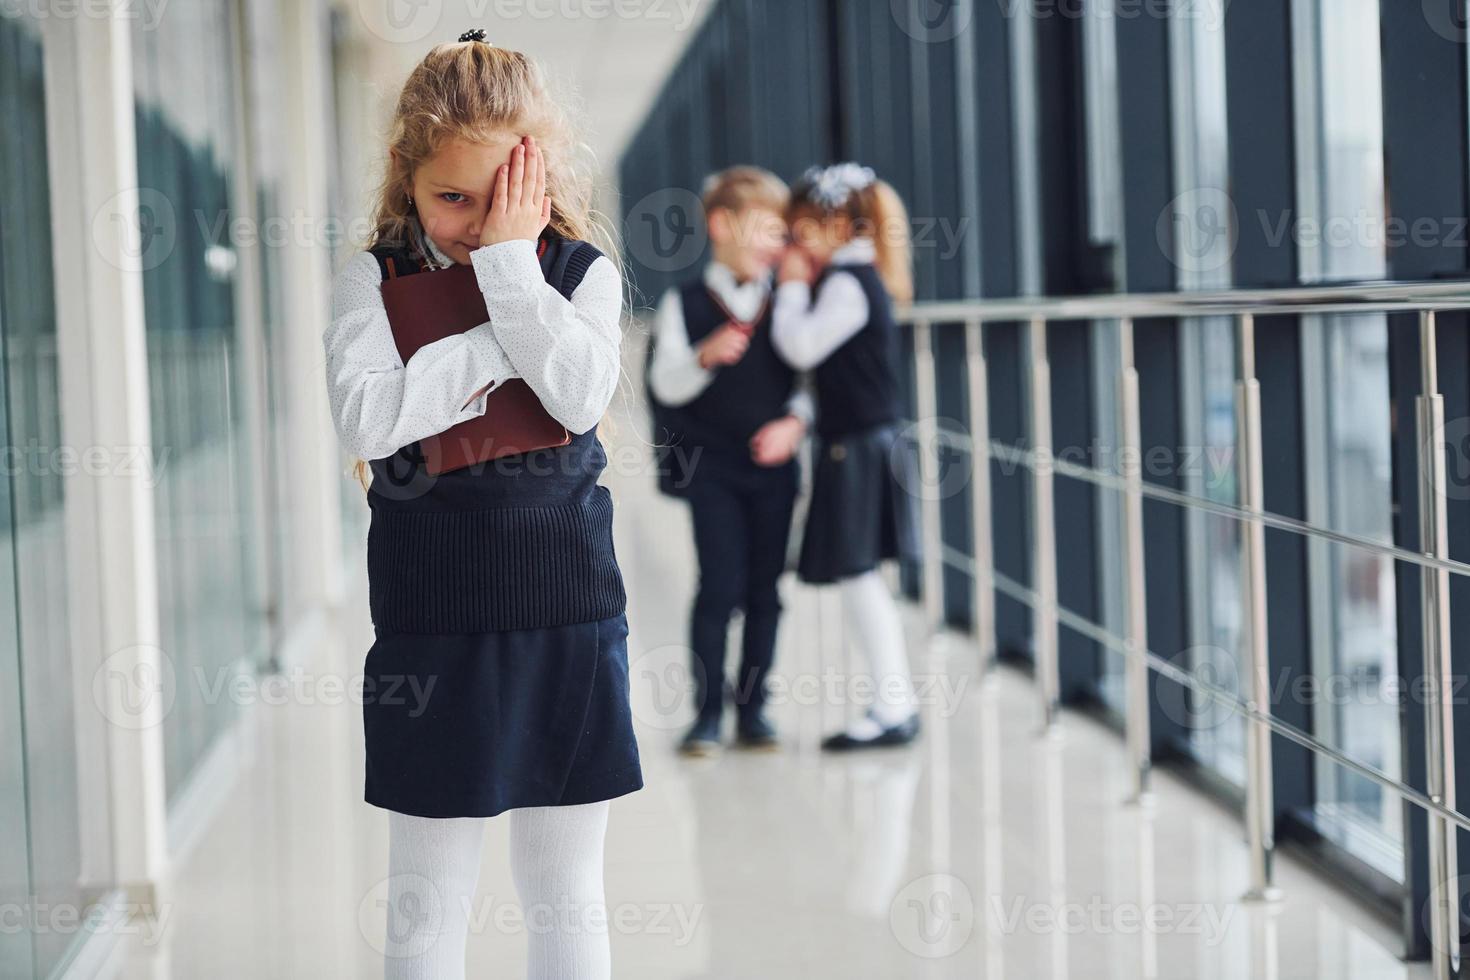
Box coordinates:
[379,259,571,475]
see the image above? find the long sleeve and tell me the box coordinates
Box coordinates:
[783,376,816,427]
[770,269,871,371]
[647,286,717,406]
[323,250,515,462]
[470,240,623,435]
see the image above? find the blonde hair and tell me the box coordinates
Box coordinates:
[701,165,789,216]
[350,39,621,492]
[788,166,913,305]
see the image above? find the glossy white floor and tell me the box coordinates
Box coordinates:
[112,353,1431,980]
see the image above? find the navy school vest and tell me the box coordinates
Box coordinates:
[644,276,797,497]
[807,262,901,438]
[362,233,626,633]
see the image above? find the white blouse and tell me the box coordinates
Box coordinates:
[323,227,623,462]
[770,236,877,371]
[647,260,814,424]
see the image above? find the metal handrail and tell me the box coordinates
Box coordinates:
[893,284,1469,968]
[896,277,1470,323]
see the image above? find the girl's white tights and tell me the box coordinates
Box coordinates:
[838,568,918,738]
[384,801,611,980]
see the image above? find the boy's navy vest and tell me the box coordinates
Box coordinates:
[808,262,901,438]
[645,275,796,496]
[363,233,626,633]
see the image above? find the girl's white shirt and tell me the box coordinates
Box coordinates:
[323,228,623,462]
[646,260,814,425]
[770,236,877,371]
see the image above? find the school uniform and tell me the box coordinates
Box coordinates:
[323,218,642,819]
[646,262,813,723]
[770,237,921,585]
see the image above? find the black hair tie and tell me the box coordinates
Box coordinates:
[458,28,487,43]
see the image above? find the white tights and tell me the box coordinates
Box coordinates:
[838,568,917,737]
[383,801,611,979]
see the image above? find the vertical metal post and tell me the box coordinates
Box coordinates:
[1118,318,1152,803]
[965,319,996,672]
[913,320,945,633]
[1235,312,1281,902]
[1416,309,1459,980]
[1027,316,1060,728]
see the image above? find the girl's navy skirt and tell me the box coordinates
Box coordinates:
[362,611,643,818]
[797,420,922,584]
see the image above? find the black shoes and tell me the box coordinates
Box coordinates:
[820,711,922,751]
[679,707,783,755]
[734,709,780,751]
[678,712,723,757]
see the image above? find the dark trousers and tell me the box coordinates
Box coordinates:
[686,456,799,722]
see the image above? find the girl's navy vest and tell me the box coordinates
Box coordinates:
[645,276,796,497]
[808,262,901,438]
[362,233,626,633]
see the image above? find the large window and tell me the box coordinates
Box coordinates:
[1292,0,1401,878]
[1169,0,1246,781]
[0,14,102,977]
[131,0,270,803]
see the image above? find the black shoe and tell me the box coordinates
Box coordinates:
[678,713,723,757]
[734,709,780,751]
[820,711,921,751]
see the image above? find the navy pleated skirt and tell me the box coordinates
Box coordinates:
[362,611,644,819]
[797,420,922,584]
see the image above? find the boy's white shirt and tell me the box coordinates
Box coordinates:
[770,236,876,371]
[647,259,815,426]
[323,228,623,462]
